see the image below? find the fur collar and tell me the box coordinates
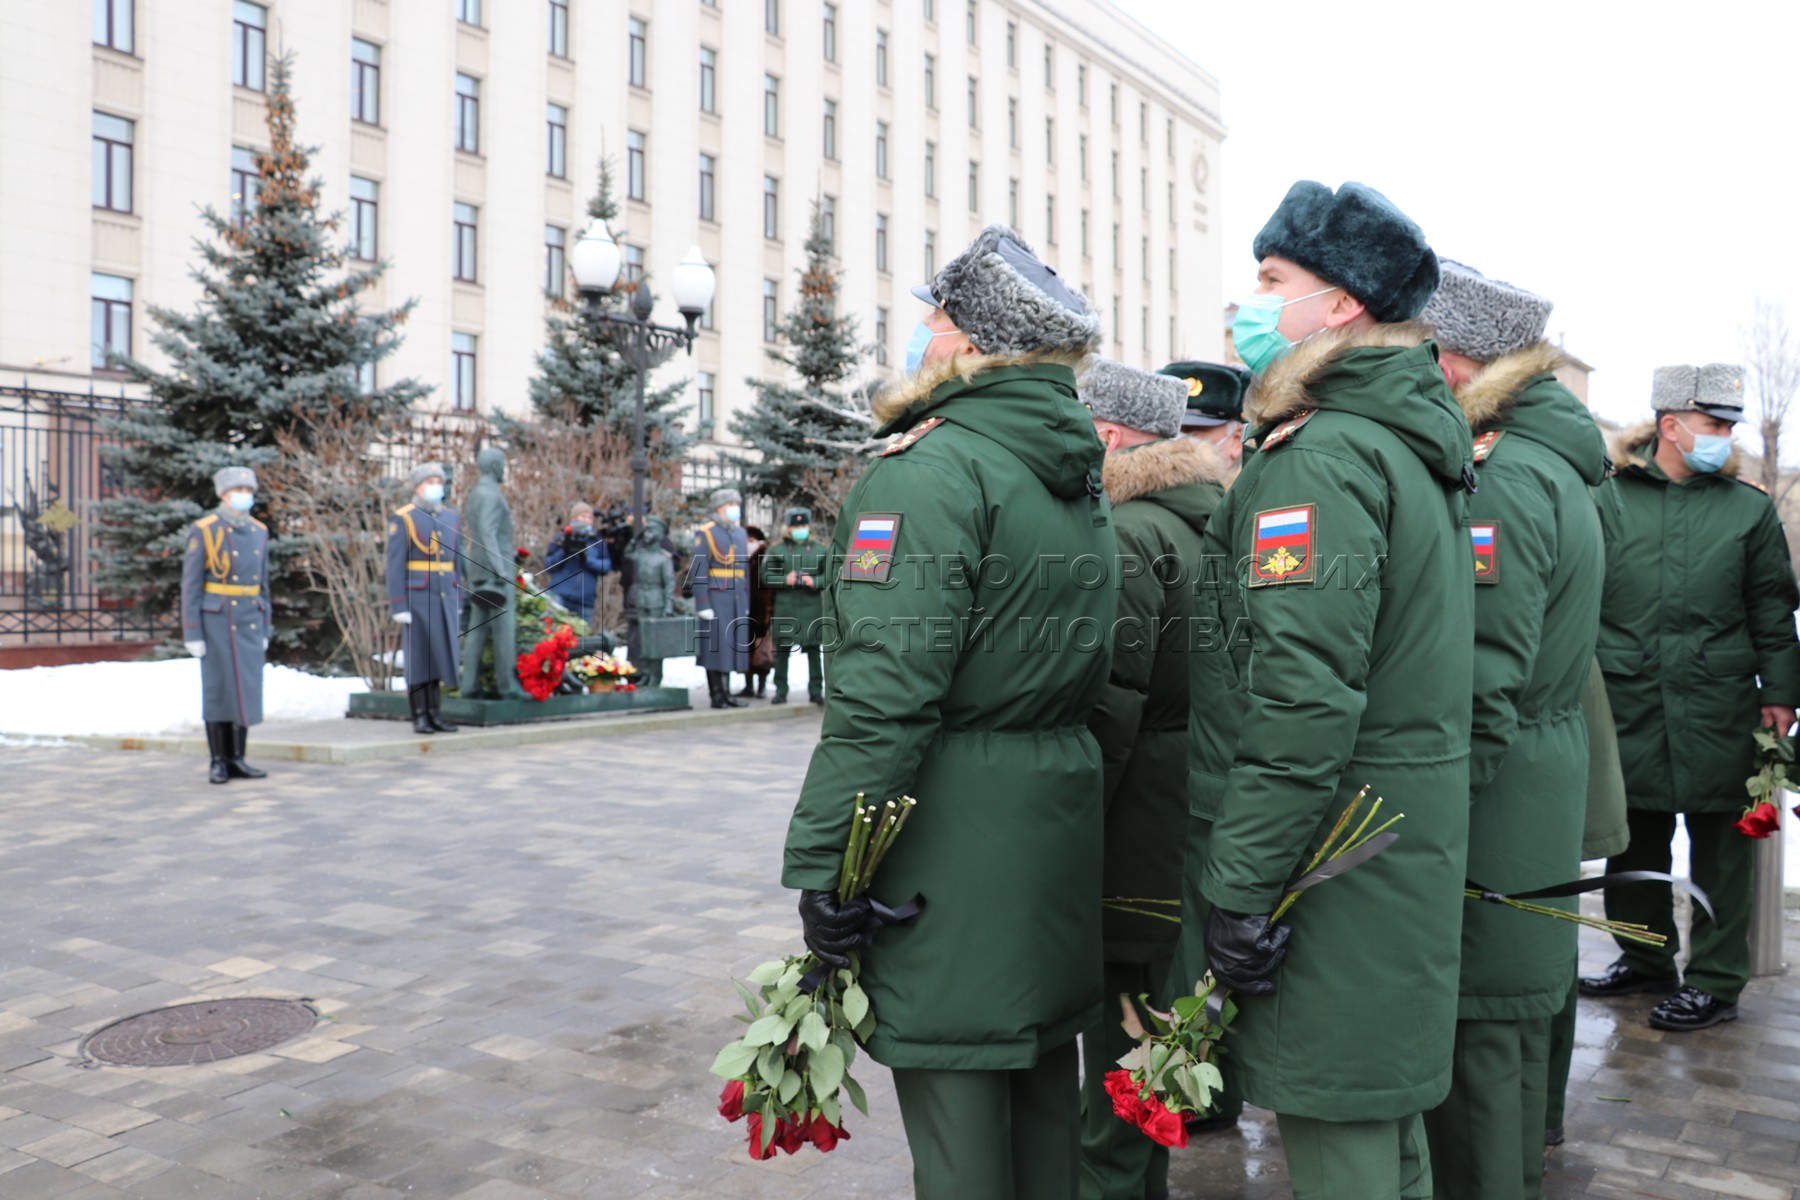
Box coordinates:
[871,349,1090,428]
[1243,321,1435,425]
[1103,436,1228,505]
[1610,418,1743,479]
[1454,341,1570,430]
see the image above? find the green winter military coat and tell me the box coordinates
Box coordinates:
[783,351,1116,1072]
[1597,425,1800,812]
[1455,345,1608,1021]
[1089,436,1227,965]
[1175,323,1476,1122]
[762,533,829,646]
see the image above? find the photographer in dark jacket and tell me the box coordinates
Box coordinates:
[544,501,611,625]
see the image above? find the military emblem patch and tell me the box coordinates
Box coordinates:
[1472,430,1505,463]
[1472,522,1500,584]
[1249,504,1316,587]
[844,513,903,583]
[1258,410,1314,453]
[880,417,944,457]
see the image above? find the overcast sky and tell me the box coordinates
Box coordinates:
[1109,0,1799,426]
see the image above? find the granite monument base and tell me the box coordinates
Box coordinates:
[346,687,689,726]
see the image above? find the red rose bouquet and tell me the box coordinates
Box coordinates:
[711,792,918,1161]
[517,622,578,701]
[1737,728,1795,839]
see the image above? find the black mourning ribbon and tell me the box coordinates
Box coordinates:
[1468,870,1715,922]
[799,894,927,995]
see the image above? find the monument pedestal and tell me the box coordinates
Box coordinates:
[346,687,689,726]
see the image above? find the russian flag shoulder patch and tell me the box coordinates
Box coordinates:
[1472,521,1500,584]
[1249,503,1317,587]
[845,513,904,583]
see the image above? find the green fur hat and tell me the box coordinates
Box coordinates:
[1253,181,1440,323]
[1158,361,1251,428]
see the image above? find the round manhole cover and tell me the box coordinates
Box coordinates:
[80,999,318,1067]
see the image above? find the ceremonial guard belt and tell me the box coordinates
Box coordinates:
[408,560,454,571]
[204,582,261,596]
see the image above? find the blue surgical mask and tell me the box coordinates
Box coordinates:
[1231,286,1340,375]
[791,528,810,541]
[420,483,445,504]
[905,322,958,375]
[1675,418,1733,474]
[227,492,255,512]
[724,504,742,523]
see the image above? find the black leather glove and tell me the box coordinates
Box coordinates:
[1204,907,1291,996]
[798,889,873,968]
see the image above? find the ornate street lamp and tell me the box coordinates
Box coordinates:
[568,220,717,528]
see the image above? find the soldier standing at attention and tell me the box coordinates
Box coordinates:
[1580,364,1800,1030]
[762,506,827,706]
[1172,182,1473,1200]
[1416,262,1608,1200]
[1160,360,1251,475]
[692,488,752,709]
[784,224,1111,1200]
[1074,359,1226,1200]
[180,466,272,785]
[386,462,461,736]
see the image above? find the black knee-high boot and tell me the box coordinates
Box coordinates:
[226,724,266,779]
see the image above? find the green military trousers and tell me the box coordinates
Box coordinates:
[1078,959,1170,1200]
[772,636,822,701]
[891,1039,1080,1200]
[1422,1018,1551,1200]
[1545,974,1579,1132]
[1604,809,1754,1003]
[1278,1111,1433,1200]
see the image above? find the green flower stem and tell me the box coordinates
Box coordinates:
[1103,902,1182,923]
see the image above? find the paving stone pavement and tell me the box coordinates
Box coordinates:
[0,719,1794,1198]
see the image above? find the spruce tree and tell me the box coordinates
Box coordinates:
[729,201,875,519]
[92,55,427,664]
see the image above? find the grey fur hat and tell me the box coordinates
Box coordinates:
[1253,181,1439,323]
[1652,363,1746,423]
[1080,359,1188,438]
[213,466,257,494]
[409,461,447,489]
[710,487,743,509]
[1419,260,1553,362]
[912,224,1100,356]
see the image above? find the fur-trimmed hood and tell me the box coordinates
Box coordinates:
[1454,341,1610,487]
[1243,321,1436,425]
[1103,435,1228,506]
[1609,418,1743,480]
[871,349,1088,431]
[1453,341,1568,430]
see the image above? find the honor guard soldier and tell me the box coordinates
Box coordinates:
[1417,262,1608,1199]
[180,466,271,784]
[691,488,753,709]
[1173,182,1473,1200]
[761,506,827,706]
[1581,364,1800,1030]
[1075,360,1227,1200]
[387,462,462,735]
[784,224,1111,1200]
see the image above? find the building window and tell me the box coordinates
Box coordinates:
[546,103,568,178]
[966,0,977,43]
[697,372,716,439]
[1140,166,1148,211]
[924,230,936,277]
[698,153,716,222]
[349,176,378,259]
[91,112,133,212]
[1079,133,1088,181]
[94,0,133,53]
[1005,20,1016,67]
[822,2,837,61]
[875,121,889,178]
[628,17,647,88]
[544,224,566,296]
[351,38,381,125]
[1043,43,1053,87]
[876,29,888,87]
[820,194,836,251]
[453,203,478,281]
[458,0,482,23]
[763,278,779,342]
[1111,151,1120,198]
[1169,180,1176,224]
[231,147,258,227]
[1141,235,1149,278]
[699,46,717,113]
[968,161,979,213]
[875,307,889,365]
[90,273,132,368]
[1112,221,1120,266]
[822,98,837,160]
[763,74,780,137]
[1167,117,1175,158]
[1110,82,1119,125]
[548,0,569,57]
[451,333,477,410]
[1046,195,1056,243]
[454,73,480,153]
[875,214,889,273]
[232,1,266,90]
[763,175,780,240]
[626,130,646,201]
[923,0,934,20]
[1007,98,1017,148]
[967,76,978,128]
[1045,117,1054,162]
[1080,208,1089,258]
[623,243,645,283]
[1008,177,1017,226]
[1140,101,1148,142]
[1078,64,1087,107]
[924,54,936,109]
[765,0,779,35]
[924,142,935,198]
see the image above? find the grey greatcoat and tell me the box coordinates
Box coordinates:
[180,509,270,725]
[690,520,752,672]
[385,501,462,688]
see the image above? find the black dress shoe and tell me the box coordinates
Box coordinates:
[1577,962,1679,997]
[1184,1113,1239,1135]
[1545,1125,1564,1147]
[1650,986,1738,1032]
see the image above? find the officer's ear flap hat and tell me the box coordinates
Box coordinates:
[1079,358,1188,438]
[1253,181,1440,324]
[213,466,257,495]
[911,224,1101,357]
[785,507,811,526]
[1651,363,1746,424]
[1419,260,1553,362]
[710,487,743,509]
[409,462,447,489]
[1159,361,1251,428]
